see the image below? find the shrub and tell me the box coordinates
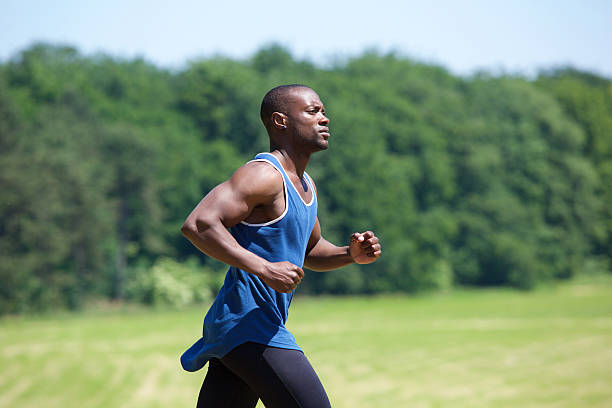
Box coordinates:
[125,257,223,307]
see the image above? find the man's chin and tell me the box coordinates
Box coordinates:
[313,144,329,152]
[304,139,329,153]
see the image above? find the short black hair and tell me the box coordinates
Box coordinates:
[260,84,311,128]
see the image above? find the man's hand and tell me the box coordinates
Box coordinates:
[349,231,382,264]
[259,261,305,293]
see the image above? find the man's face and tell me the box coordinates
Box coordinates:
[285,88,330,152]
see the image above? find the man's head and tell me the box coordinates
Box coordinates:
[260,85,330,152]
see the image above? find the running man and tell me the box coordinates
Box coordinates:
[180,84,382,408]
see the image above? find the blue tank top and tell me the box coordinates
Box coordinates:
[181,152,318,372]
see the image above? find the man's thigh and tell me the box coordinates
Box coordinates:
[221,342,331,408]
[196,358,259,408]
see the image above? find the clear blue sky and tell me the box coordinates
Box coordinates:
[2,0,611,77]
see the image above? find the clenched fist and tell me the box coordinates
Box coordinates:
[259,261,305,293]
[349,231,382,264]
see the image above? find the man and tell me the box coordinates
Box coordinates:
[180,84,382,408]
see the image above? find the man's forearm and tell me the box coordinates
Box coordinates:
[304,238,354,271]
[181,220,268,277]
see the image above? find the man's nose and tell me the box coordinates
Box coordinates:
[319,113,329,125]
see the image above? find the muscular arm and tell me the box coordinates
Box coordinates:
[181,162,304,293]
[304,218,382,271]
[304,218,353,271]
[304,181,382,272]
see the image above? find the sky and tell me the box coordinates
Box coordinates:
[1,0,611,77]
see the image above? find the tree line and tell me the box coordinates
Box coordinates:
[0,43,610,313]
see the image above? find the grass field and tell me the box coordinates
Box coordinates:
[1,275,611,407]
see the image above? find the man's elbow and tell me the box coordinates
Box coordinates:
[181,220,198,239]
[181,217,214,239]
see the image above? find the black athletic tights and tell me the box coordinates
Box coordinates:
[196,342,331,408]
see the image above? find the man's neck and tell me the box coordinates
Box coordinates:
[270,148,310,179]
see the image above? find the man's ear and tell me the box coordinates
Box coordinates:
[271,112,288,130]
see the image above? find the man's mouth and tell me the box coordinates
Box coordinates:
[319,128,330,138]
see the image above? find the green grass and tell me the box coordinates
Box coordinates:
[1,276,611,407]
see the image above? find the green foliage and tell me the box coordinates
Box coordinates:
[536,69,612,262]
[1,43,610,313]
[124,257,223,307]
[0,101,114,312]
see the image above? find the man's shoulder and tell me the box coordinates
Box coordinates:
[239,159,284,183]
[229,160,284,198]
